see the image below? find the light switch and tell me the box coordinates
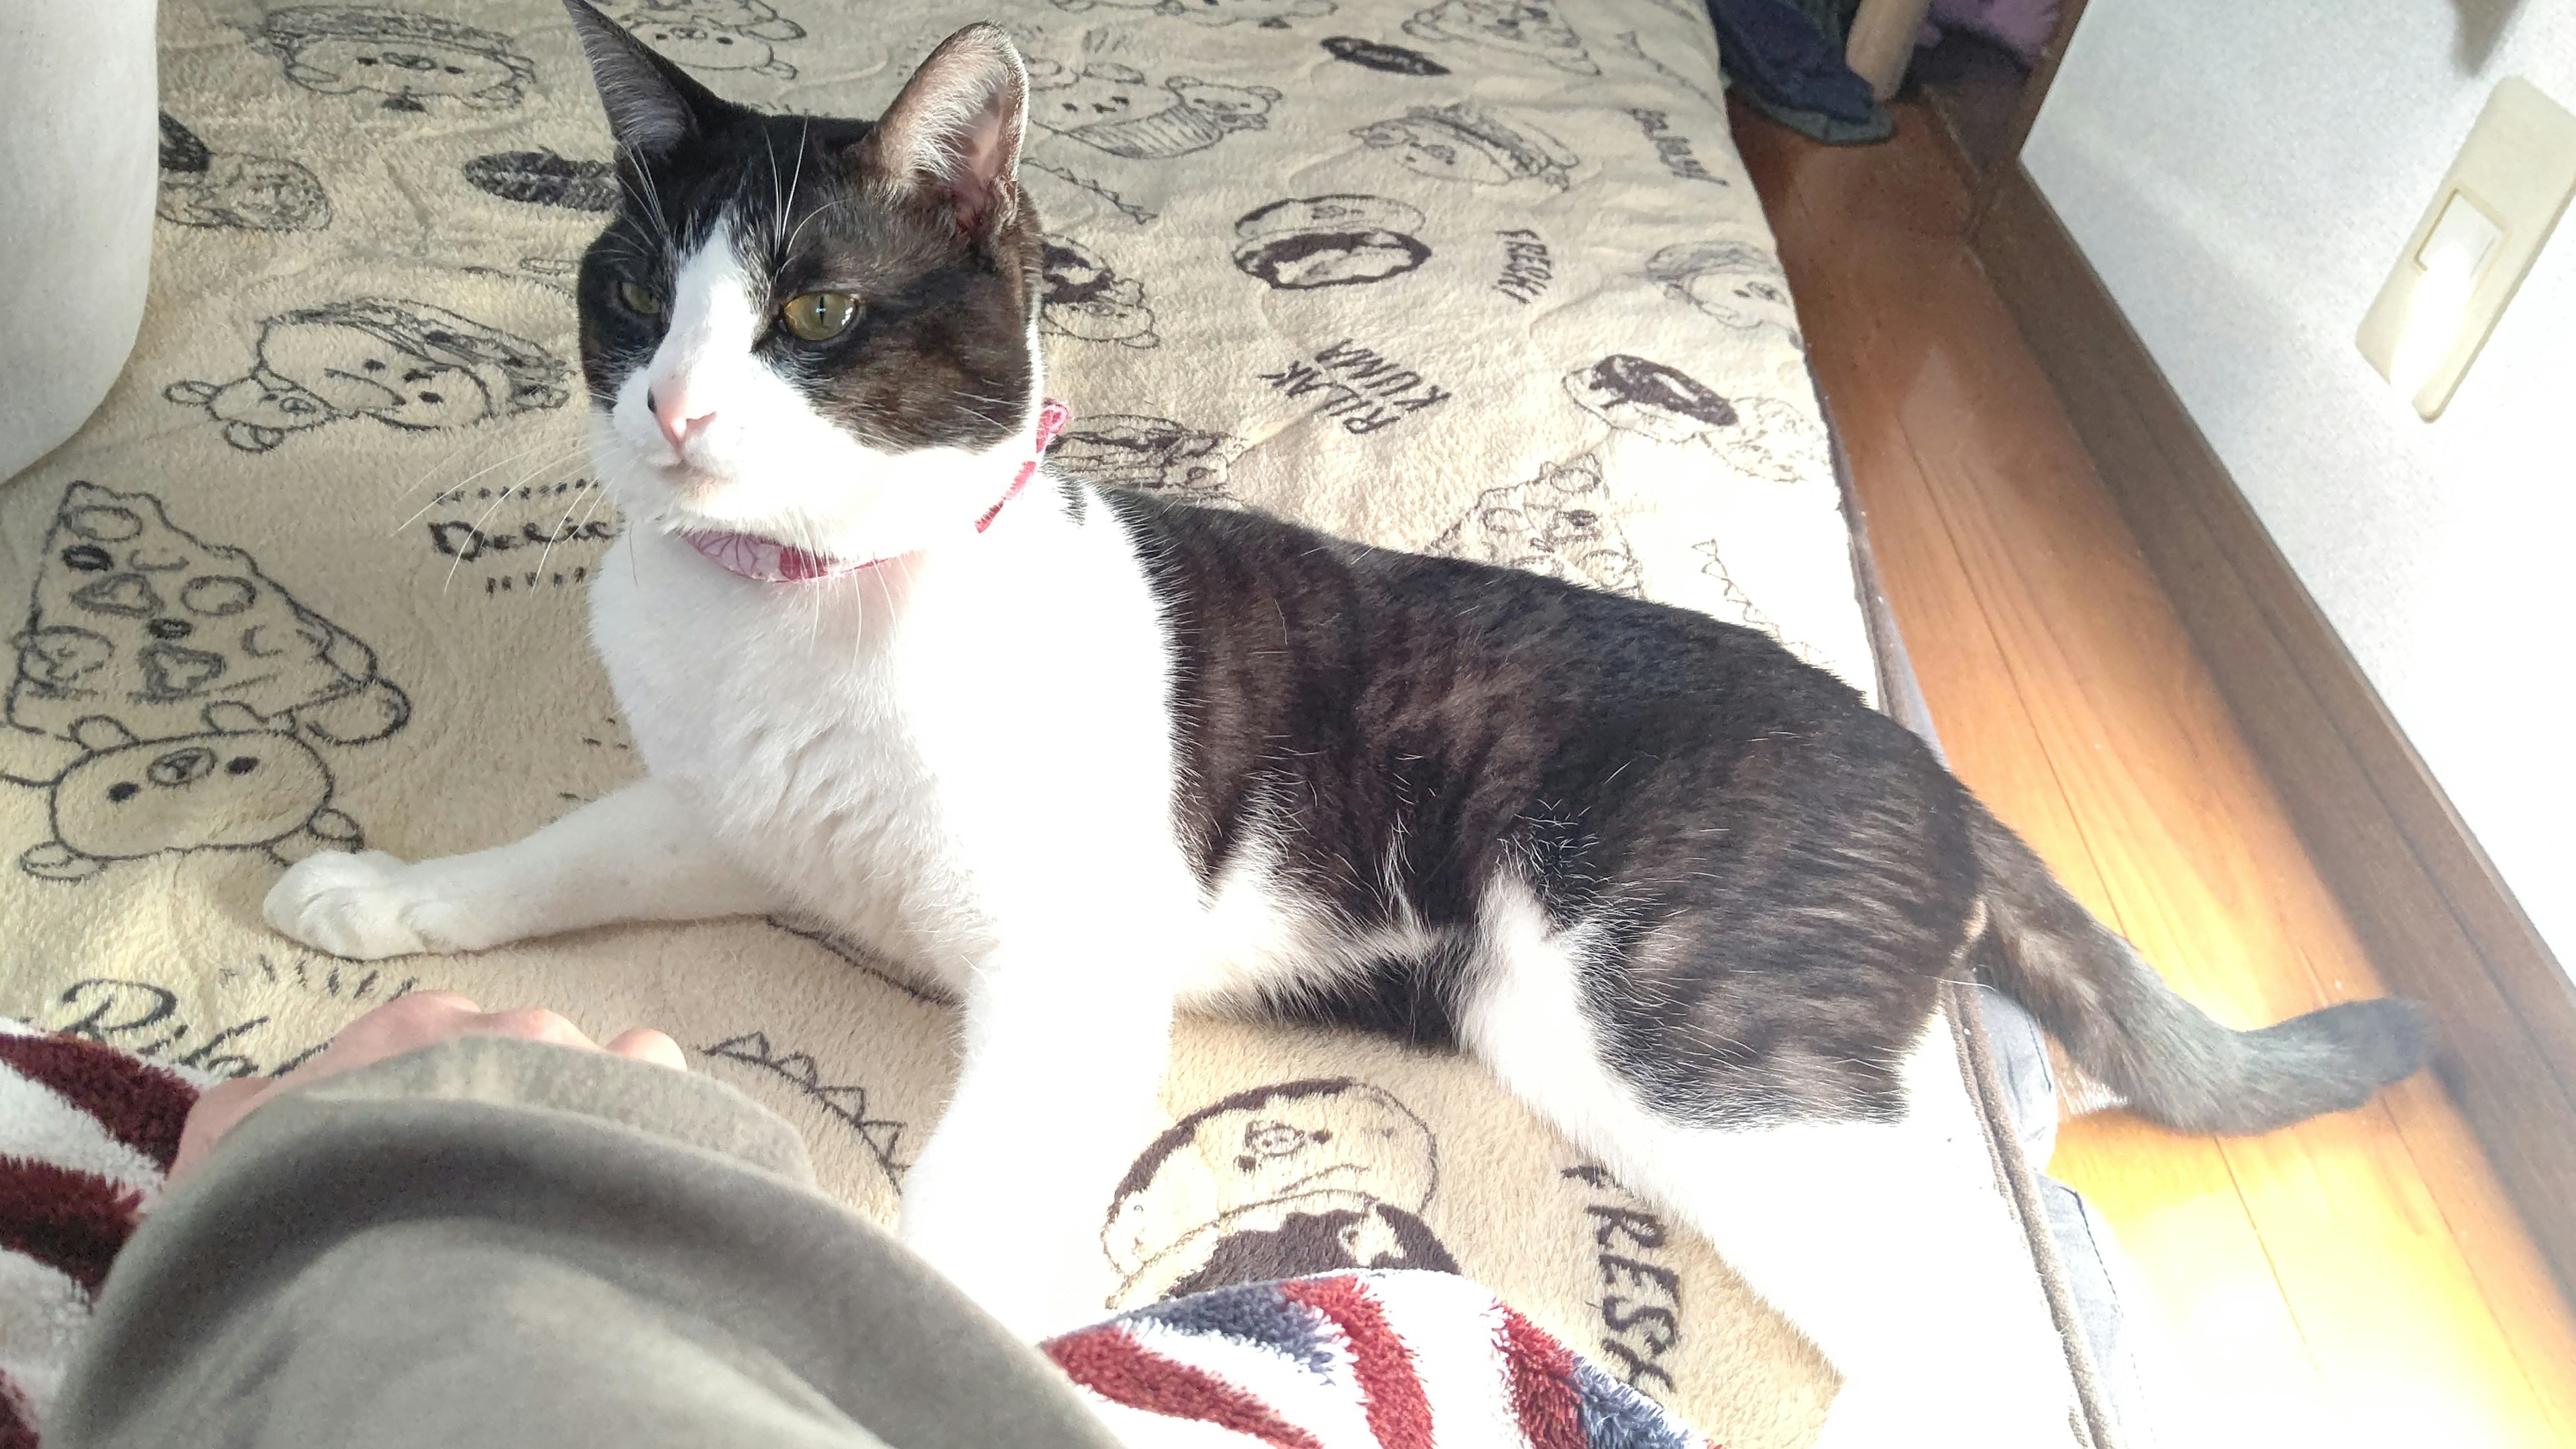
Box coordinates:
[2416,191,2502,279]
[2357,77,2576,421]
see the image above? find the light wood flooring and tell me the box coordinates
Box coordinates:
[1733,101,2576,1448]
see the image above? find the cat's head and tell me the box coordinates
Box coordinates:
[562,1,1046,559]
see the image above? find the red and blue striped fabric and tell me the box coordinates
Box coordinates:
[1046,1271,1717,1449]
[0,1020,217,1447]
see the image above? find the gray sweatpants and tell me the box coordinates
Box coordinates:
[52,1036,1124,1449]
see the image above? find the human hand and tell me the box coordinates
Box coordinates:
[169,991,686,1182]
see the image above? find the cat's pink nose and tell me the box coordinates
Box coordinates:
[647,386,716,454]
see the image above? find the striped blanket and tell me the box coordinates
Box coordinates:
[0,1023,1707,1448]
[1049,1272,1713,1448]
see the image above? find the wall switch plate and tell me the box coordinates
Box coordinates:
[2358,77,2576,421]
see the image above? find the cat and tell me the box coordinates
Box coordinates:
[265,7,2430,1444]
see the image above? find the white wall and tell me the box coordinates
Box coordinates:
[2021,0,2576,969]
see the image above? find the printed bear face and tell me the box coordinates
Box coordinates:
[1358,114,1513,184]
[247,320,508,434]
[250,8,539,113]
[1402,0,1596,72]
[43,713,333,868]
[1645,241,1802,340]
[1029,61,1152,127]
[1682,269,1792,330]
[1039,237,1159,347]
[1352,103,1574,188]
[1026,63,1279,157]
[1167,77,1277,123]
[1099,1078,1456,1305]
[168,299,568,452]
[627,19,794,76]
[159,155,331,231]
[1045,415,1240,501]
[619,0,803,37]
[171,374,334,452]
[289,36,521,103]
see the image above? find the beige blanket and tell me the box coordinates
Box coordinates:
[0,1,2071,1442]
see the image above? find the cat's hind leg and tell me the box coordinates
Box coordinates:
[1458,886,2076,1449]
[264,777,777,961]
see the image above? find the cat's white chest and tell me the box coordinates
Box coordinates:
[586,531,991,979]
[584,517,1201,989]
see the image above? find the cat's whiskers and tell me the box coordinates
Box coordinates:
[618,148,680,261]
[390,435,590,536]
[441,441,597,594]
[384,433,566,535]
[780,118,812,260]
[383,425,514,523]
[760,130,788,263]
[782,195,853,261]
[530,466,609,584]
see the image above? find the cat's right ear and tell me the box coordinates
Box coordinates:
[562,0,727,156]
[865,25,1029,235]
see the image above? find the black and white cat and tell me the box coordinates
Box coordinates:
[267,7,2428,1443]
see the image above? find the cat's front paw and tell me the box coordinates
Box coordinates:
[264,850,444,960]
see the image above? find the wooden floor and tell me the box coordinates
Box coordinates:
[1734,102,2576,1448]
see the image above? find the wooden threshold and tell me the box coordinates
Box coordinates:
[1970,160,2576,1296]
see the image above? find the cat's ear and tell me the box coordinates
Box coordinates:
[561,0,728,156]
[865,25,1028,234]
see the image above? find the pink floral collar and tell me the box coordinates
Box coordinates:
[680,398,1071,583]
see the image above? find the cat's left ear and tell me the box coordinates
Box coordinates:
[865,25,1028,235]
[562,0,732,156]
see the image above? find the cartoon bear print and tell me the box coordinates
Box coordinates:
[1102,1079,1460,1307]
[1351,102,1578,189]
[1401,0,1598,74]
[1026,60,1281,160]
[1564,356,1827,484]
[1432,452,1642,598]
[157,114,330,232]
[1644,240,1804,347]
[12,708,363,883]
[244,6,538,112]
[1706,393,1830,486]
[616,0,805,80]
[1040,235,1160,348]
[1048,0,1335,29]
[10,482,413,749]
[621,0,804,40]
[166,298,570,453]
[1045,415,1246,503]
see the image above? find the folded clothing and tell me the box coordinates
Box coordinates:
[1707,0,1894,144]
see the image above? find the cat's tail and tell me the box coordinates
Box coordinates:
[1965,798,2432,1134]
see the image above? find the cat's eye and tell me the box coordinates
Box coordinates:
[617,280,663,317]
[780,291,858,342]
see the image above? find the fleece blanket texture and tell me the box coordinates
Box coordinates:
[0,0,2073,1443]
